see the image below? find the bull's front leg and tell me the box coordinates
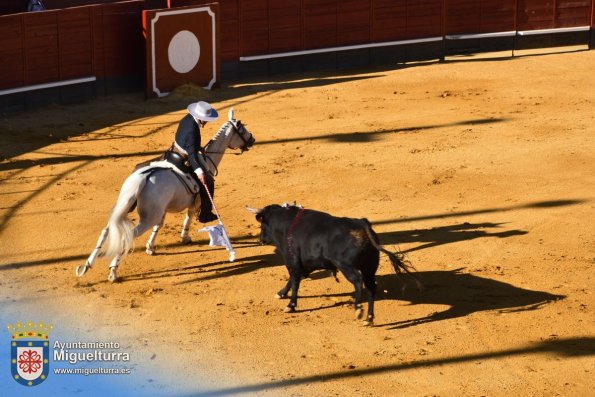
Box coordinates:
[275,279,291,299]
[283,268,302,313]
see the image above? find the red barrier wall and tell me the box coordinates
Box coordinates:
[1,0,593,96]
[0,1,143,92]
[446,0,516,35]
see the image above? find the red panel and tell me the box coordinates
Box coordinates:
[303,0,337,49]
[23,11,60,85]
[219,0,239,61]
[91,5,105,80]
[239,0,268,56]
[44,0,124,9]
[480,0,515,33]
[98,1,144,77]
[0,15,24,89]
[144,4,219,97]
[338,0,371,45]
[518,0,555,30]
[407,0,442,38]
[168,0,211,6]
[269,0,301,53]
[371,0,407,42]
[555,0,590,27]
[58,7,93,80]
[446,0,480,35]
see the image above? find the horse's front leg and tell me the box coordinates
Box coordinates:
[181,197,200,244]
[180,211,193,244]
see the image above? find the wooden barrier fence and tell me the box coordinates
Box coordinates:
[0,0,593,112]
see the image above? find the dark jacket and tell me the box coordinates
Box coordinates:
[174,113,208,174]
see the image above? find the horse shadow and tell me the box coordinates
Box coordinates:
[374,268,565,329]
[117,252,282,285]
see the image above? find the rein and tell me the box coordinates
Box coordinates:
[286,207,305,262]
[204,153,219,177]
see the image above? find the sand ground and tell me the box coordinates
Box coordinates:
[1,48,594,396]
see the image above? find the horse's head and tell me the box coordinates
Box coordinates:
[226,108,255,152]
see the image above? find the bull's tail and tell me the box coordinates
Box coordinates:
[102,172,146,261]
[361,219,423,291]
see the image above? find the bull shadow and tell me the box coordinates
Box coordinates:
[374,268,565,329]
[376,221,528,254]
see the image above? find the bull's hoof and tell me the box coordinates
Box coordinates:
[275,293,288,299]
[362,317,374,327]
[355,306,364,320]
[283,305,296,313]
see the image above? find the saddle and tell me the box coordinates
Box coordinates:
[163,150,192,174]
[128,147,200,213]
[134,143,192,175]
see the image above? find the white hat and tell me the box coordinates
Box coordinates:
[187,101,219,122]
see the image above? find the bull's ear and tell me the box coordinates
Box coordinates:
[255,214,263,223]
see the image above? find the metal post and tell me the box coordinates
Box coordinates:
[513,0,519,57]
[440,0,447,62]
[590,0,594,49]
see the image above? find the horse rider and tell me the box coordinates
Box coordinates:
[165,101,219,223]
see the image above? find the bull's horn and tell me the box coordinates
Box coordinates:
[245,205,262,213]
[228,107,235,121]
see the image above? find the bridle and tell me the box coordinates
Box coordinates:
[230,120,254,153]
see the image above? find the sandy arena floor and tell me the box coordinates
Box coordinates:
[1,49,594,396]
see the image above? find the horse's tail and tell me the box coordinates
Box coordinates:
[102,172,146,261]
[361,219,423,291]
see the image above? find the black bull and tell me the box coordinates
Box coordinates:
[251,204,421,326]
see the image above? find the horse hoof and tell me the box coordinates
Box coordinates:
[355,307,364,320]
[181,236,192,244]
[108,269,118,283]
[146,247,155,255]
[283,305,296,313]
[75,264,89,277]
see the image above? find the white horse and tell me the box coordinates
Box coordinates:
[76,108,255,282]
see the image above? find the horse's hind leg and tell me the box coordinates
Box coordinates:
[108,220,154,283]
[76,225,109,277]
[145,216,165,255]
[108,254,122,283]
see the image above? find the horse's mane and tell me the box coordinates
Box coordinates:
[208,121,232,143]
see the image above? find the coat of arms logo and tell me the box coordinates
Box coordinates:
[7,320,53,387]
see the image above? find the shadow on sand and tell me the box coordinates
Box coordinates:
[183,336,594,396]
[374,268,565,329]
